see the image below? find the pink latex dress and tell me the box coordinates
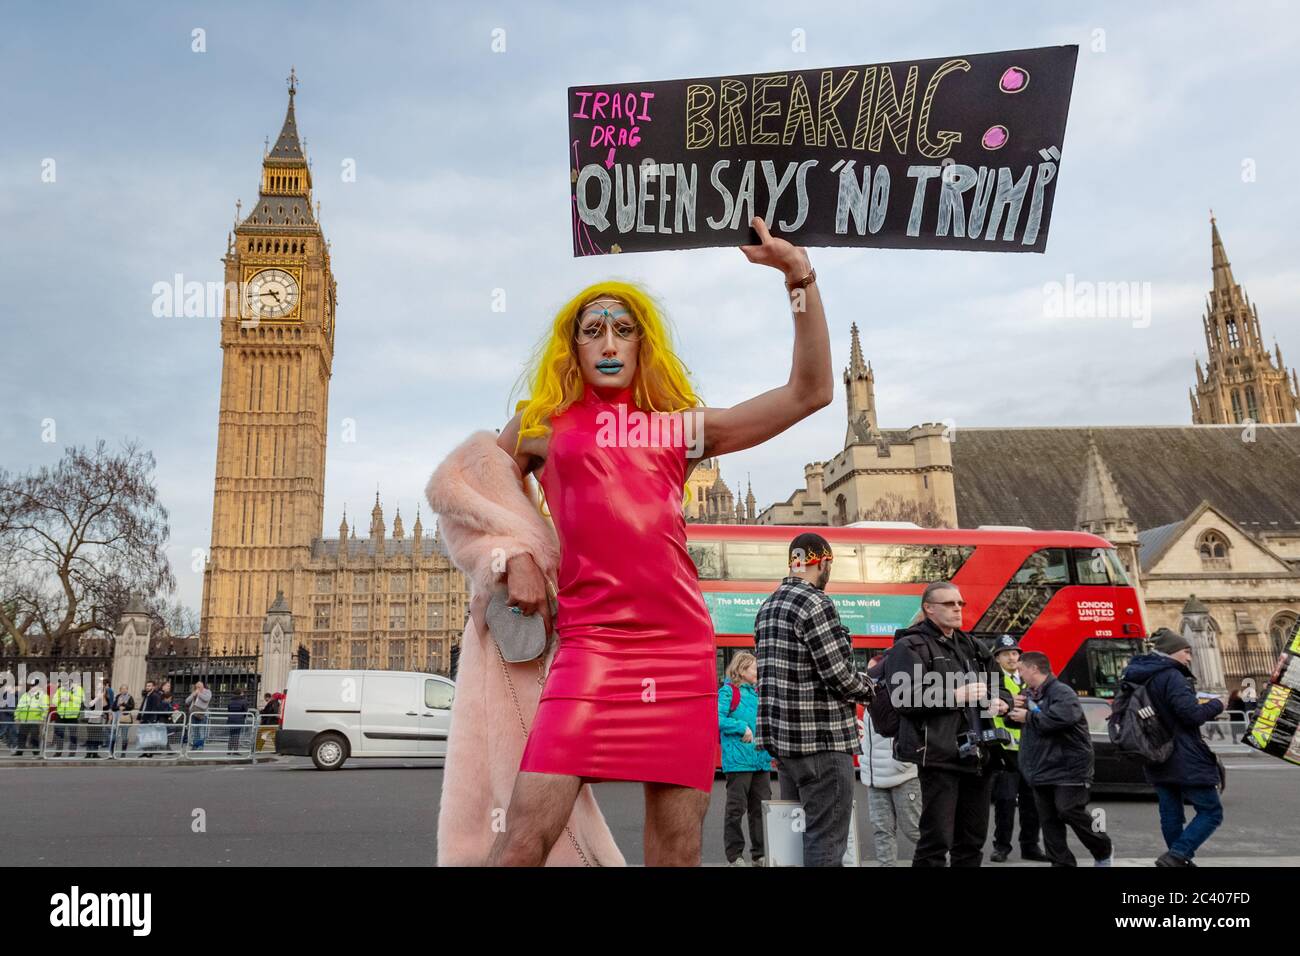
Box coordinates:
[517,381,717,792]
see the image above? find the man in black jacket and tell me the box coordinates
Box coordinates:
[1119,629,1225,867]
[1010,651,1113,867]
[883,581,1012,867]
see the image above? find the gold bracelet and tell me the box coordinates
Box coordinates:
[785,267,816,292]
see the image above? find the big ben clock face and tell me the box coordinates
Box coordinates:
[244,268,300,319]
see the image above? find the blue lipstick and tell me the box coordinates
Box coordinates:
[595,359,624,375]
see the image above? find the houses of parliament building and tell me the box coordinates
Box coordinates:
[198,75,468,673]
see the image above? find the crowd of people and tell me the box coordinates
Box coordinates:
[715,531,1233,868]
[0,677,285,758]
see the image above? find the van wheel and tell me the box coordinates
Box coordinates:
[311,733,349,770]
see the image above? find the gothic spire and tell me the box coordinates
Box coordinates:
[270,67,305,161]
[1076,435,1135,532]
[848,322,867,375]
[1210,211,1237,303]
[844,322,878,444]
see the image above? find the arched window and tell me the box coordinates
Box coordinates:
[1197,530,1231,569]
[835,494,848,526]
[1269,611,1298,655]
[1245,386,1259,421]
[1230,391,1244,423]
[1226,318,1240,348]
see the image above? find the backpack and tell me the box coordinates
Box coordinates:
[1107,678,1174,764]
[865,659,898,736]
[866,636,931,737]
[725,682,741,716]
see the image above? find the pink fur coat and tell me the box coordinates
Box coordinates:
[424,430,625,866]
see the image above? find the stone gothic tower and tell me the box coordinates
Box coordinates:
[200,70,338,656]
[844,322,879,445]
[1190,214,1299,425]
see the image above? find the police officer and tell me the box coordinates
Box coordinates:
[988,635,1048,863]
[51,678,85,757]
[14,677,49,756]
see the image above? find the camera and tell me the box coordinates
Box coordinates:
[981,726,1013,747]
[957,730,981,760]
[958,723,1014,759]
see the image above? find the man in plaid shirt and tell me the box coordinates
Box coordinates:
[754,532,876,866]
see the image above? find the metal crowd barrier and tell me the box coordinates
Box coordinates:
[2,712,269,763]
[1,717,43,759]
[1201,709,1252,743]
[182,710,259,760]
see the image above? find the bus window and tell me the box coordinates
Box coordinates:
[974,548,1069,636]
[1071,547,1132,587]
[828,544,864,582]
[688,541,722,580]
[1102,549,1132,586]
[1059,638,1143,698]
[861,544,975,583]
[721,540,863,581]
[723,540,791,580]
[1073,547,1111,585]
[1011,548,1069,586]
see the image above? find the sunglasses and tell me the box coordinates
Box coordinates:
[927,600,967,609]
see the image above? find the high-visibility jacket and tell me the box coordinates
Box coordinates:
[993,668,1027,750]
[54,685,84,719]
[15,690,49,722]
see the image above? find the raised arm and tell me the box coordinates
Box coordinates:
[697,216,834,459]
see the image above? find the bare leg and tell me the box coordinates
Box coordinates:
[489,771,583,866]
[644,782,711,866]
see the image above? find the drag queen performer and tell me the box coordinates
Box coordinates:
[426,217,833,866]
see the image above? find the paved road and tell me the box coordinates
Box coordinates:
[5,752,1298,866]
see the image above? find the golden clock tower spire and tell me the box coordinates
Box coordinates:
[200,74,338,656]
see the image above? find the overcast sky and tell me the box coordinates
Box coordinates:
[2,0,1297,617]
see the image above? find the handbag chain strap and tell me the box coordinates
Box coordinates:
[493,640,594,867]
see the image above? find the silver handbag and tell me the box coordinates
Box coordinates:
[485,585,556,663]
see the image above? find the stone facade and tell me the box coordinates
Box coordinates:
[294,498,466,674]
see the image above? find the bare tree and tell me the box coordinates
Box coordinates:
[155,597,200,639]
[859,493,953,530]
[0,439,176,655]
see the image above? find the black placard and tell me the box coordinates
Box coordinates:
[568,45,1078,256]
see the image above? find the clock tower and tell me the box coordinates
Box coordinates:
[200,70,338,656]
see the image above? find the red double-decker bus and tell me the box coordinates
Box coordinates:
[688,522,1147,699]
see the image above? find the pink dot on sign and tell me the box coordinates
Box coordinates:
[982,125,1008,150]
[999,67,1029,93]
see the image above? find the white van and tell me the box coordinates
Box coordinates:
[277,669,454,770]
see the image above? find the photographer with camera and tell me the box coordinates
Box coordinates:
[1009,652,1113,867]
[884,581,1012,867]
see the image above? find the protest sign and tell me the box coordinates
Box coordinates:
[1244,623,1300,767]
[568,45,1078,256]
